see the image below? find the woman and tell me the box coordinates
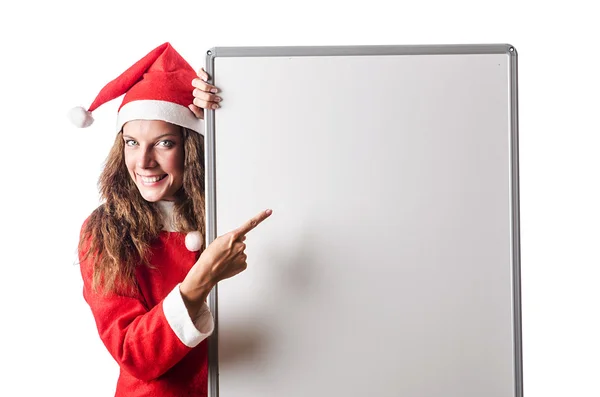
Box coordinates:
[71,42,272,396]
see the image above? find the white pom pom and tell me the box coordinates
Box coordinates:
[67,106,94,128]
[185,231,203,252]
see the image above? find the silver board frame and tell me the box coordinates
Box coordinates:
[204,44,521,397]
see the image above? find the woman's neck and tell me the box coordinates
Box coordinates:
[156,200,176,232]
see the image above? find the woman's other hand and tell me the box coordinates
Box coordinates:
[189,67,222,119]
[180,209,273,312]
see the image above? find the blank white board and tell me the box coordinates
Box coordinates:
[204,45,521,397]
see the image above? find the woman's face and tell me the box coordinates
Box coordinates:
[122,120,184,202]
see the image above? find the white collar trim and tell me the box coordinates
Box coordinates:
[156,200,177,232]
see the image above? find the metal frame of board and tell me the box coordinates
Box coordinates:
[203,44,521,397]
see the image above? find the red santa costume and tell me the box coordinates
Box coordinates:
[72,43,213,396]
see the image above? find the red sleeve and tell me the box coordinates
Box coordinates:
[78,225,213,381]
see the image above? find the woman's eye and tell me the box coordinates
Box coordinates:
[125,140,137,146]
[158,140,175,148]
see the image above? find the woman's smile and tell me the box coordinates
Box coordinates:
[137,173,168,185]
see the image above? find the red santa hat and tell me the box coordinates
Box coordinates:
[68,42,203,135]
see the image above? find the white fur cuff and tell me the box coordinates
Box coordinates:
[163,284,214,348]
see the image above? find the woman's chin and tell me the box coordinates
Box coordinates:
[137,186,166,202]
[133,177,181,202]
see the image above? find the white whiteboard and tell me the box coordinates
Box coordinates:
[204,45,522,397]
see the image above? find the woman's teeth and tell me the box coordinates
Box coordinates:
[141,175,166,183]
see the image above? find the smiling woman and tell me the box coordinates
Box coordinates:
[68,42,272,397]
[122,120,185,202]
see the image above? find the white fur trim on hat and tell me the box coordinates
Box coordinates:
[68,106,95,128]
[117,100,204,135]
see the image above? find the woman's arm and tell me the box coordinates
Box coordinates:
[79,227,213,382]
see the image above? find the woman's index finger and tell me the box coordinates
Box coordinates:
[192,77,218,93]
[232,209,273,238]
[198,67,210,81]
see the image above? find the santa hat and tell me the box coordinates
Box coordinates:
[68,42,203,135]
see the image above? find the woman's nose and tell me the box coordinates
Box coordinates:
[137,148,157,169]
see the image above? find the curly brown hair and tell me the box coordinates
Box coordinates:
[78,127,205,295]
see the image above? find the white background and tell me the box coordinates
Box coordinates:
[0,0,597,396]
